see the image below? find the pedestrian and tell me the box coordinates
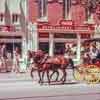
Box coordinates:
[12,47,20,73]
[1,44,8,72]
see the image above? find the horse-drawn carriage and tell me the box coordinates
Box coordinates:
[74,38,100,84]
[29,38,100,84]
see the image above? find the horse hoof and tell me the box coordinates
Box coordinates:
[62,80,66,84]
[48,82,50,85]
[38,80,41,83]
[55,79,58,82]
[40,82,43,85]
[62,81,65,84]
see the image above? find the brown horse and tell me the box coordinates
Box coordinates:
[30,50,73,84]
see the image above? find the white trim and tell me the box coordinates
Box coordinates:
[39,38,88,43]
[38,0,48,22]
[0,31,23,36]
[49,33,54,56]
[39,38,77,42]
[0,38,22,43]
[37,16,48,22]
[38,29,93,34]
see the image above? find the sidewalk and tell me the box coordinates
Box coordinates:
[0,72,32,83]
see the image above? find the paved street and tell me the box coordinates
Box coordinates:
[0,72,100,100]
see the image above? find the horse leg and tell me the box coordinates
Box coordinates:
[30,67,34,79]
[46,70,50,85]
[62,69,66,83]
[50,71,55,80]
[41,71,45,84]
[55,70,59,81]
[38,71,42,84]
[50,64,59,81]
[50,70,59,82]
[60,69,66,84]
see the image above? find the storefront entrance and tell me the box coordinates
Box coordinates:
[0,43,22,57]
[54,43,65,54]
[0,36,22,57]
[39,42,49,53]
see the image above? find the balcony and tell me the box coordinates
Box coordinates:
[0,25,22,32]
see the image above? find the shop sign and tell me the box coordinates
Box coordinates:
[38,24,93,33]
[59,20,73,26]
[38,24,73,30]
[38,20,94,33]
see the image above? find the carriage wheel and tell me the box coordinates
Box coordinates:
[84,73,100,84]
[74,70,85,81]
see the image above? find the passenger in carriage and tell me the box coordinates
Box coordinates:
[96,50,100,59]
[64,45,74,69]
[0,45,2,58]
[83,51,91,64]
[89,45,99,64]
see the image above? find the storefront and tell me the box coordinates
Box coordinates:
[0,26,24,72]
[38,20,94,64]
[0,31,23,56]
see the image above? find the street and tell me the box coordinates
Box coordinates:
[0,73,100,100]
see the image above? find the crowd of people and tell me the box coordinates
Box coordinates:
[0,44,21,73]
[64,41,100,65]
[81,42,100,64]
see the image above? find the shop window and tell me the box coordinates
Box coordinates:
[54,43,65,55]
[81,34,90,39]
[39,42,49,53]
[38,0,47,20]
[12,14,19,23]
[54,33,77,38]
[62,0,71,19]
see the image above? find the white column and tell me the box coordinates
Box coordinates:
[87,14,94,24]
[63,0,71,20]
[76,34,81,64]
[49,33,54,56]
[28,23,38,51]
[22,37,27,57]
[32,23,38,51]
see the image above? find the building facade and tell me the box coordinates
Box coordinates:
[0,0,28,56]
[28,0,100,63]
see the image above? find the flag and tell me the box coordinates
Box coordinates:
[5,0,11,26]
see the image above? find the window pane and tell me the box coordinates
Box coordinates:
[0,14,4,22]
[12,14,18,23]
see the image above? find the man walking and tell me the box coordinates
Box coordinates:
[1,44,8,72]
